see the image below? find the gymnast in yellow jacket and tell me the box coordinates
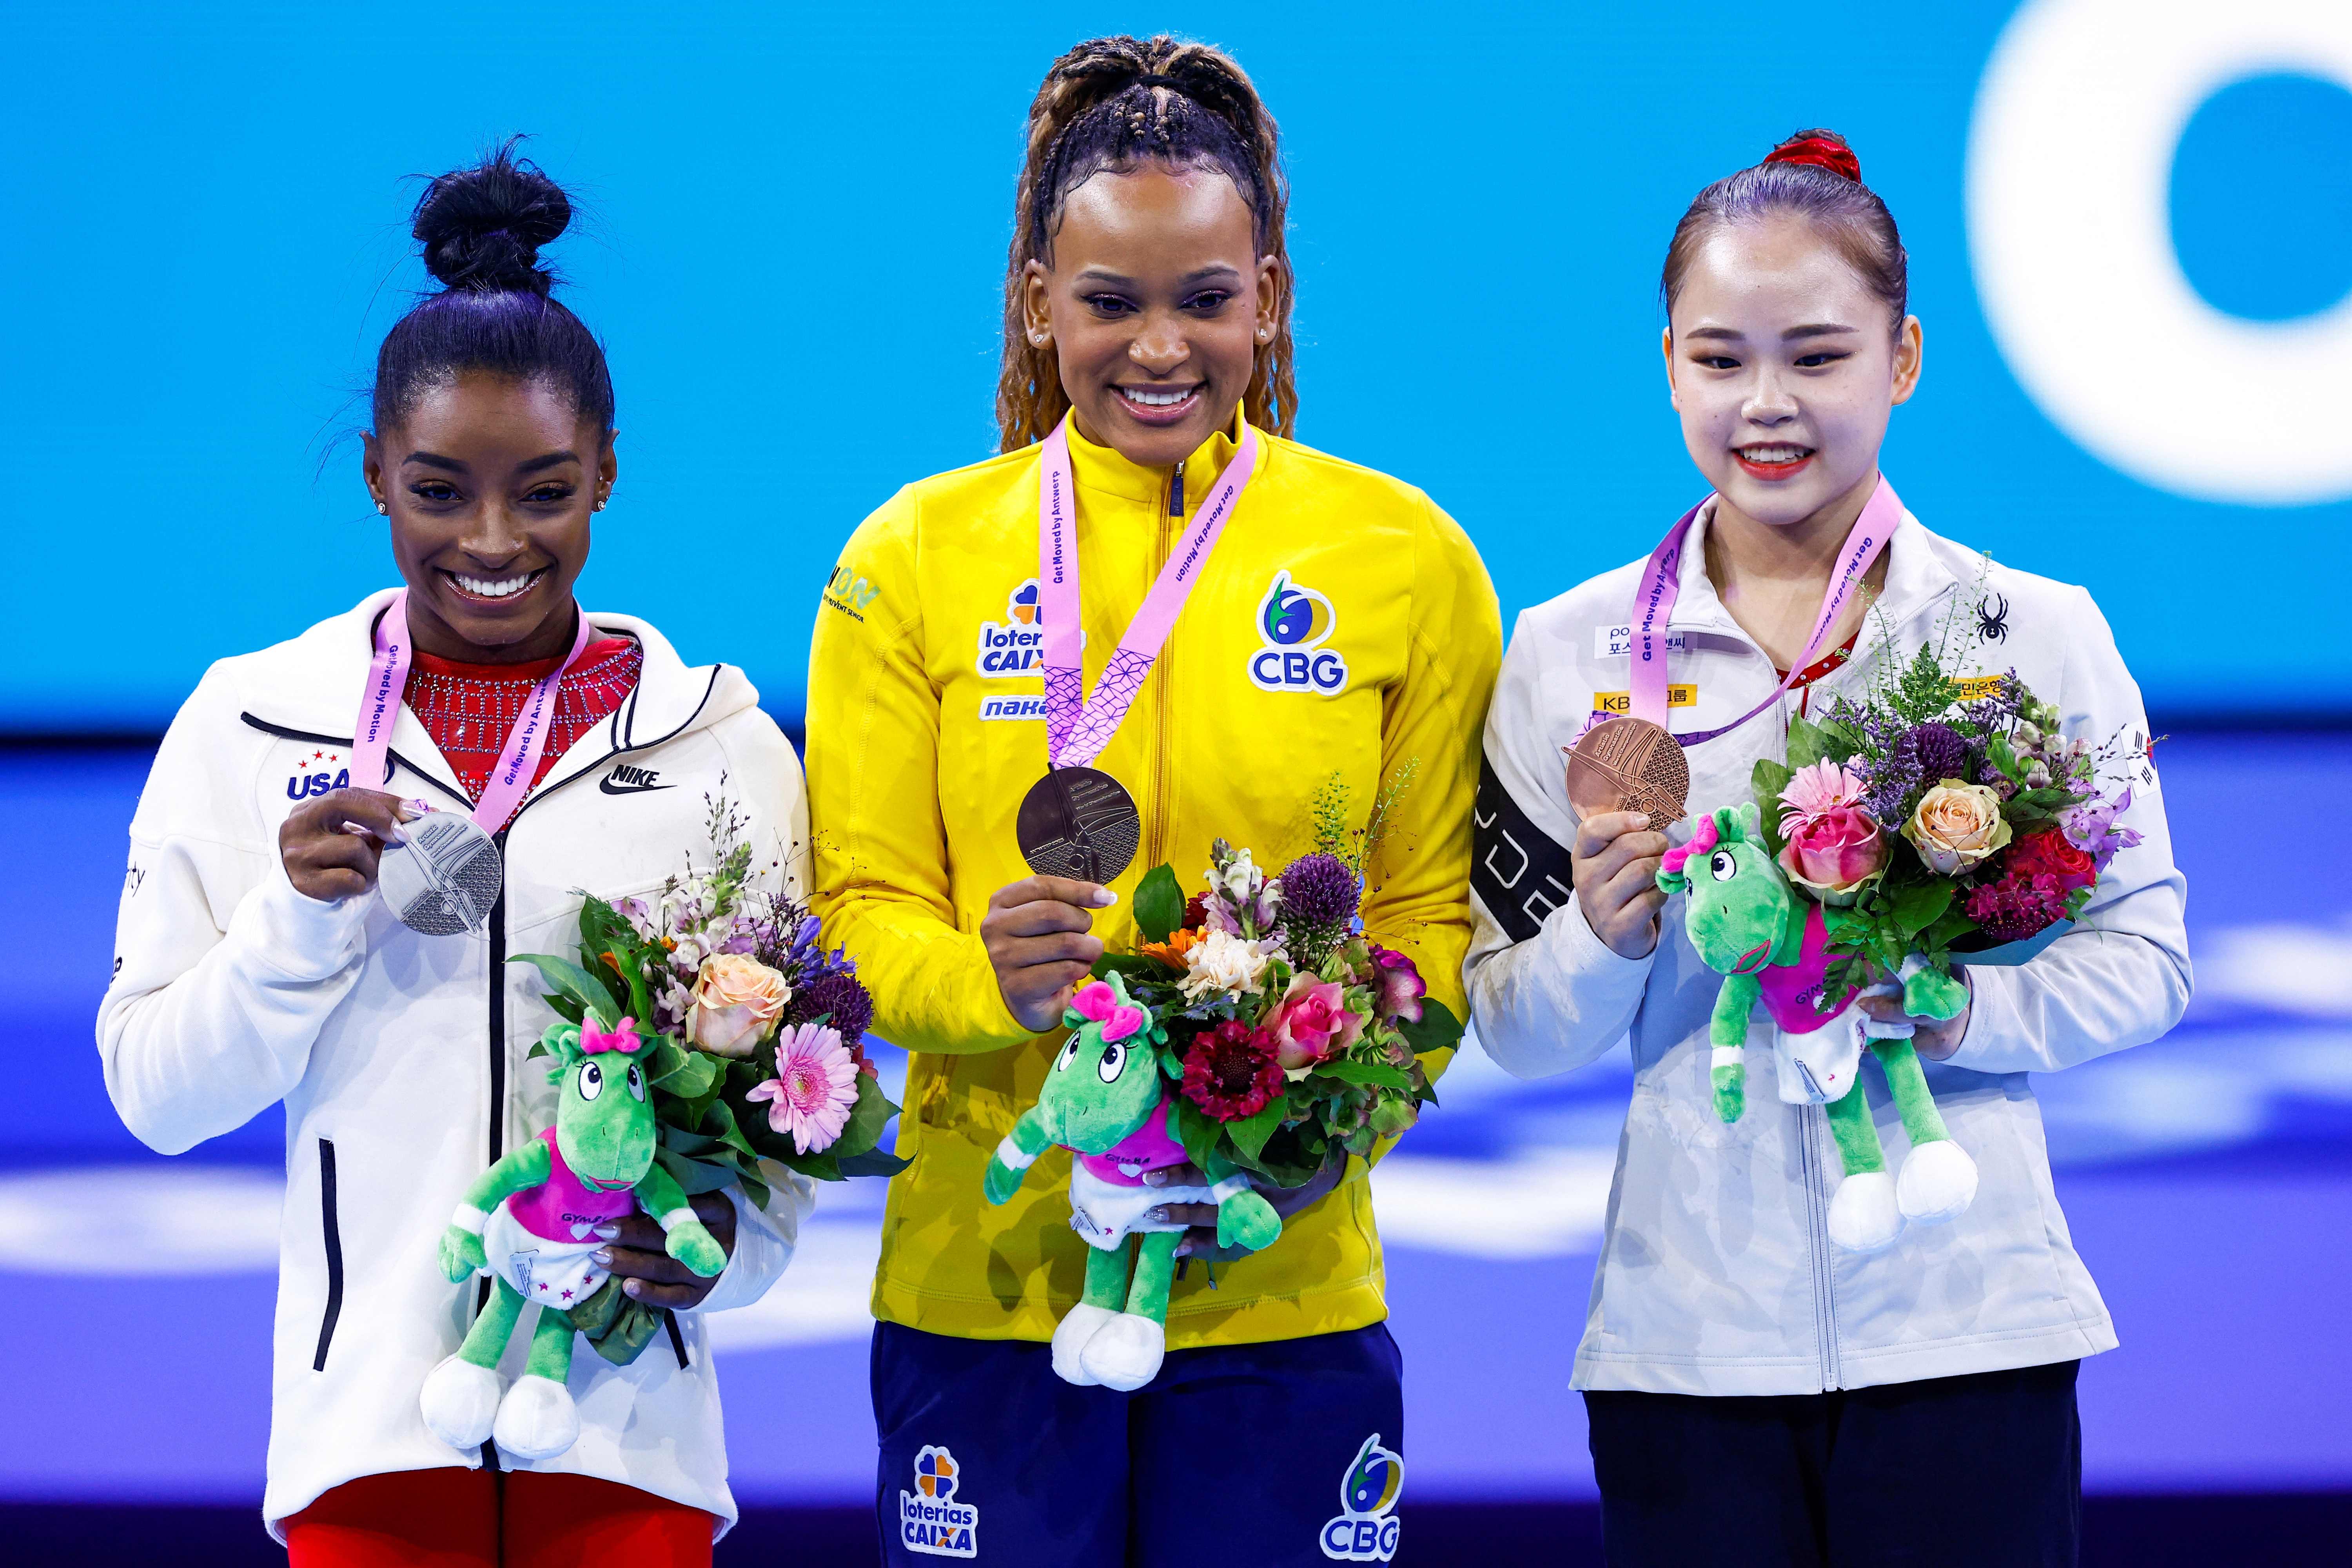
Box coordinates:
[805,34,1500,1565]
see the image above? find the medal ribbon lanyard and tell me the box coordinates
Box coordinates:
[351,587,597,829]
[1628,474,1904,745]
[1036,415,1261,770]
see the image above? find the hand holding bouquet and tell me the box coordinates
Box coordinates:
[512,793,907,1214]
[1096,776,1463,1189]
[1756,605,2149,1015]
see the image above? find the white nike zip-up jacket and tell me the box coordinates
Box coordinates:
[98,591,817,1537]
[1465,506,2190,1396]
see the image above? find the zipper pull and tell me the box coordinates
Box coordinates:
[1169,461,1185,518]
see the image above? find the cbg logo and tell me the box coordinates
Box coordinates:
[1247,570,1349,694]
[899,1444,978,1558]
[1319,1432,1403,1562]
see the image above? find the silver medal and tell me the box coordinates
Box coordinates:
[377,809,503,935]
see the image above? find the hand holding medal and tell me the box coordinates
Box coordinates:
[343,588,595,935]
[991,416,1261,1030]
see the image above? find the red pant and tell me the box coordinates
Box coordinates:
[285,1466,715,1568]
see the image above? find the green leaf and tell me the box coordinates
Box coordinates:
[830,1070,900,1159]
[1093,952,1182,986]
[1751,759,1796,859]
[1134,863,1186,945]
[1314,1060,1414,1091]
[1395,998,1464,1057]
[1886,880,1956,938]
[655,1048,722,1098]
[1227,1098,1288,1162]
[508,953,616,1026]
[653,1146,738,1196]
[1784,716,1835,771]
[1171,1097,1221,1169]
[1812,717,1862,762]
[837,1145,912,1178]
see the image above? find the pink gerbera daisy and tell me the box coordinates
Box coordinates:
[746,1022,859,1154]
[1779,759,1869,834]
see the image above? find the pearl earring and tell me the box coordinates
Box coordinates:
[375,500,388,515]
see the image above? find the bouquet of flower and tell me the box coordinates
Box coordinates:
[1091,775,1463,1187]
[510,793,907,1216]
[1754,588,2149,1010]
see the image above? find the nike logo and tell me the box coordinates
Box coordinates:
[600,764,673,795]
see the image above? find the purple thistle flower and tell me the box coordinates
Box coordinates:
[788,969,874,1045]
[1911,722,1967,782]
[1278,852,1359,931]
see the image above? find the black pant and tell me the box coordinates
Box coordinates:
[1585,1360,2082,1568]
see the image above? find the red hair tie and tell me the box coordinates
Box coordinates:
[1766,133,1862,184]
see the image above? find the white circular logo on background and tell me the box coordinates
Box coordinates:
[1969,0,2352,505]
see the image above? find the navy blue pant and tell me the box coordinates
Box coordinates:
[873,1320,1406,1566]
[1585,1359,2082,1568]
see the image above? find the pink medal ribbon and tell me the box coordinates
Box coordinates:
[1628,474,1904,745]
[1037,415,1261,770]
[350,588,597,830]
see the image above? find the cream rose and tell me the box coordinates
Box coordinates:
[685,952,790,1057]
[1902,780,2013,876]
[1178,928,1272,1003]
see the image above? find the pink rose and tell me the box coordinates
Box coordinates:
[685,953,790,1058]
[1265,974,1367,1073]
[1368,944,1426,1025]
[1775,806,1889,903]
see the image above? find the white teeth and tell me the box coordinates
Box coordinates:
[1121,386,1196,408]
[452,570,540,599]
[1741,445,1811,464]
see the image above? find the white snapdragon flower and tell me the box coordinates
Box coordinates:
[1208,848,1264,907]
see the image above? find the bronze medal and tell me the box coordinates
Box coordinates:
[1564,716,1690,828]
[1016,766,1142,885]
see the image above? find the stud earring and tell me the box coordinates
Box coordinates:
[375,500,388,515]
[594,498,607,512]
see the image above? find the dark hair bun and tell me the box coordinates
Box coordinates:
[412,138,572,295]
[1764,129,1862,183]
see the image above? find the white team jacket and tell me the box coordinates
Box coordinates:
[1465,505,2190,1396]
[98,592,818,1536]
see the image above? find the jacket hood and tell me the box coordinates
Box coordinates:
[229,590,762,802]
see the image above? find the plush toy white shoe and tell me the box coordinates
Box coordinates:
[1827,1171,1903,1253]
[492,1374,580,1461]
[419,1355,505,1450]
[1896,1138,1979,1225]
[1051,1303,1121,1386]
[1078,1312,1166,1392]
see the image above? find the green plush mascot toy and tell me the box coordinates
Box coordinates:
[419,1016,726,1459]
[983,972,1281,1391]
[1657,804,1978,1253]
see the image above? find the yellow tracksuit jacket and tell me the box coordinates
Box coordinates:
[806,414,1501,1348]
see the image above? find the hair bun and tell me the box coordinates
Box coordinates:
[1764,129,1862,184]
[412,138,572,295]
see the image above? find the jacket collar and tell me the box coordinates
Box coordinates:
[237,591,751,808]
[1060,406,1247,508]
[1667,493,1962,644]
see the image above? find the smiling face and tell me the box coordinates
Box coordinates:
[1664,215,1922,534]
[363,372,617,663]
[1023,164,1279,469]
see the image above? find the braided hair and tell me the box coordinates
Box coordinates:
[996,35,1294,453]
[1661,129,1909,341]
[372,138,615,435]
